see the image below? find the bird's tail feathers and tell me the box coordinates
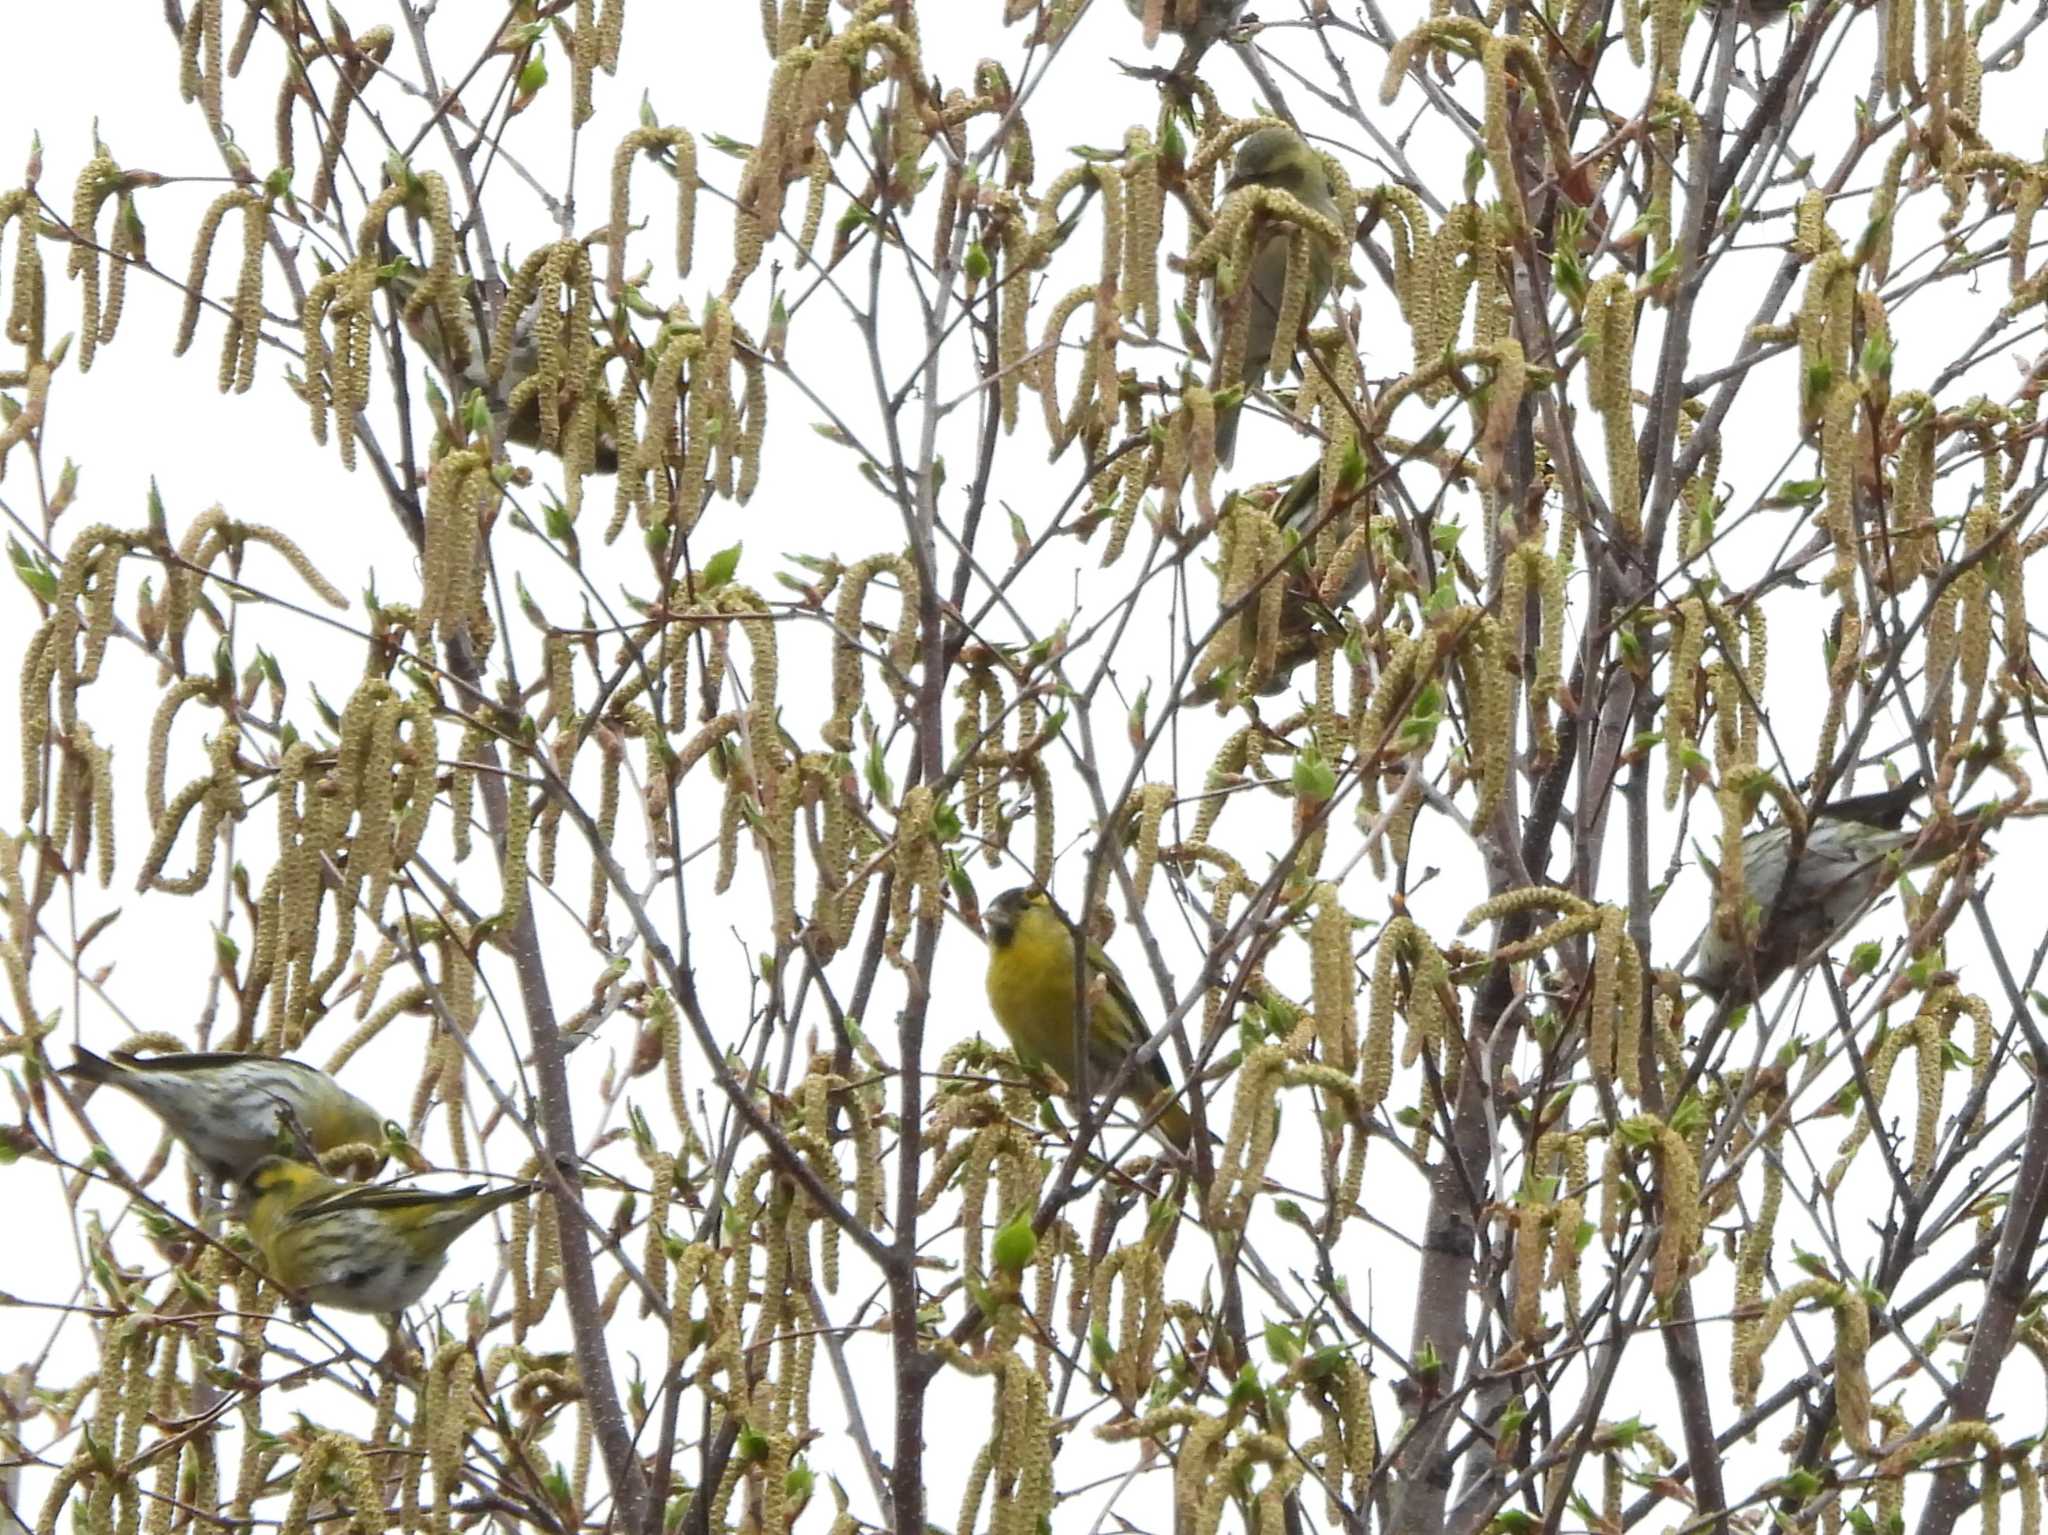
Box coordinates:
[64,1047,119,1086]
[1817,771,1927,829]
[1212,399,1240,470]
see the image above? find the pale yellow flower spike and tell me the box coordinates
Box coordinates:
[1611,1115,1701,1297]
[1584,273,1641,540]
[1310,882,1358,1072]
[607,125,697,298]
[68,153,119,371]
[1127,781,1173,907]
[1663,596,1706,809]
[1730,1118,1785,1408]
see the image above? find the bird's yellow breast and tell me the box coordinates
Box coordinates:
[985,912,1078,1071]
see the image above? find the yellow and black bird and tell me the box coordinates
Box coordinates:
[1200,460,1373,700]
[982,886,1196,1150]
[241,1156,537,1314]
[1210,126,1339,467]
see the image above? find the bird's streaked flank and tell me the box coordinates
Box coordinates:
[241,1157,537,1314]
[64,1048,386,1185]
[1694,775,1986,999]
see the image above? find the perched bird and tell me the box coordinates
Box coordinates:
[1203,460,1372,699]
[241,1157,538,1314]
[64,1048,386,1185]
[391,267,619,473]
[1693,775,1982,999]
[1210,126,1339,467]
[1702,0,1801,26]
[1124,0,1245,63]
[982,886,1196,1150]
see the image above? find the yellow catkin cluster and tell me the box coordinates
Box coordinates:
[944,1349,1055,1535]
[622,299,768,531]
[67,153,121,372]
[1211,1042,1361,1230]
[952,663,1000,865]
[1148,381,1221,534]
[822,553,920,750]
[236,678,434,1045]
[1199,498,1286,694]
[1932,442,2006,764]
[494,241,596,458]
[1605,1115,1701,1297]
[1462,887,1639,1095]
[606,125,697,296]
[1411,206,1486,405]
[567,0,627,124]
[1738,1277,1879,1454]
[175,188,270,393]
[419,450,495,645]
[1,185,49,363]
[1730,1109,1786,1408]
[1380,24,1566,237]
[1120,126,1164,339]
[1829,987,1991,1191]
[733,8,921,293]
[1583,273,1640,540]
[1457,611,1511,830]
[301,263,377,467]
[1309,882,1358,1073]
[295,28,396,215]
[1536,1129,1588,1323]
[1365,915,1459,1150]
[1663,595,1707,807]
[1352,630,1430,873]
[1122,781,1174,907]
[1499,540,1565,759]
[886,785,945,966]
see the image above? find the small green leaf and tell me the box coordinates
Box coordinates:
[701,542,742,589]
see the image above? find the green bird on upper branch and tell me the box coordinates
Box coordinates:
[1208,124,1339,468]
[1194,457,1373,703]
[1125,0,1246,67]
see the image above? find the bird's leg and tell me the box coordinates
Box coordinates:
[272,1102,324,1165]
[379,1315,418,1373]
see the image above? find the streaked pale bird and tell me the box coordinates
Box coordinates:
[242,1157,537,1314]
[1693,775,1984,999]
[64,1048,385,1185]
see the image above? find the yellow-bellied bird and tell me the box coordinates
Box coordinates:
[242,1157,537,1314]
[982,886,1196,1150]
